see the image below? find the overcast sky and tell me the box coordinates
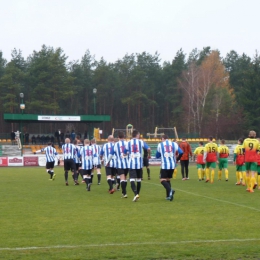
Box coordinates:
[1,0,259,63]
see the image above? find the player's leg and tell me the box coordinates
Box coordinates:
[71,160,79,185]
[129,169,138,201]
[46,162,52,180]
[160,169,171,199]
[106,167,114,193]
[184,160,189,179]
[245,163,251,191]
[235,165,241,185]
[97,165,101,185]
[201,164,205,180]
[173,166,177,179]
[218,160,222,180]
[136,169,142,196]
[180,160,185,180]
[50,161,55,180]
[147,166,150,180]
[116,173,121,191]
[250,163,257,191]
[205,163,210,182]
[210,163,216,183]
[64,160,69,185]
[197,164,202,180]
[118,169,126,197]
[223,159,229,181]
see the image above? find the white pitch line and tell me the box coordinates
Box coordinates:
[1,238,260,251]
[143,181,260,212]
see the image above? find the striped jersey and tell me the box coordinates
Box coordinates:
[40,146,58,162]
[111,140,129,169]
[125,139,149,169]
[92,144,101,165]
[62,143,77,160]
[100,142,116,168]
[79,145,94,170]
[74,145,83,164]
[156,140,181,169]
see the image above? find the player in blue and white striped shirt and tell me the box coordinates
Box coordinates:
[100,135,117,194]
[124,130,150,202]
[62,138,78,186]
[78,139,94,191]
[34,142,60,180]
[91,138,102,185]
[107,131,129,198]
[156,135,183,201]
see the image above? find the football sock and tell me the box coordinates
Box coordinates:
[218,170,222,180]
[117,176,120,188]
[79,169,83,179]
[107,178,113,190]
[202,169,205,179]
[206,168,209,180]
[258,174,260,187]
[65,171,68,182]
[198,169,201,179]
[236,171,240,183]
[121,181,125,195]
[130,180,137,195]
[72,174,75,181]
[246,176,251,189]
[243,172,247,185]
[90,174,93,184]
[97,173,101,183]
[173,168,177,179]
[225,169,229,180]
[50,170,54,178]
[74,172,78,181]
[147,168,150,177]
[85,177,89,186]
[211,170,215,182]
[137,180,141,194]
[239,172,242,181]
[124,180,128,194]
[251,176,256,189]
[167,180,171,197]
[161,181,171,197]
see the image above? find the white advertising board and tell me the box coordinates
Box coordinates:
[8,157,24,166]
[38,116,80,121]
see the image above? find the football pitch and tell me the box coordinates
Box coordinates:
[1,165,260,260]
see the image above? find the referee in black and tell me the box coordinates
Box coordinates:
[143,147,151,180]
[62,138,78,186]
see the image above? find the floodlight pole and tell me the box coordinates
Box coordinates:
[20,93,25,156]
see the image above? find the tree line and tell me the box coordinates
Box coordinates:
[0,45,259,139]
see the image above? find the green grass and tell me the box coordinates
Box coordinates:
[1,165,260,260]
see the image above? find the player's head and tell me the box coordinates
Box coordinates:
[65,138,70,144]
[91,138,96,144]
[161,135,168,141]
[182,137,186,141]
[208,136,213,141]
[221,139,225,144]
[48,142,52,146]
[249,130,256,138]
[199,141,203,146]
[84,139,90,145]
[118,131,125,139]
[132,130,140,138]
[108,135,114,142]
[238,138,243,144]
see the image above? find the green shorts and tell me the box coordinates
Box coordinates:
[236,165,246,172]
[206,162,216,169]
[197,164,205,169]
[257,165,260,174]
[245,162,257,172]
[218,158,228,170]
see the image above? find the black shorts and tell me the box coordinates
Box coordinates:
[75,163,82,171]
[160,169,174,179]
[117,168,129,176]
[129,169,142,179]
[64,159,76,172]
[105,167,117,176]
[46,161,55,169]
[81,169,92,176]
[143,158,149,167]
[93,164,101,169]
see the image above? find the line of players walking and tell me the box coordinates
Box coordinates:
[34,129,260,203]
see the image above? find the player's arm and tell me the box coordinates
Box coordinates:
[203,145,207,163]
[156,144,161,158]
[34,148,44,154]
[176,146,183,162]
[143,141,151,156]
[106,146,115,166]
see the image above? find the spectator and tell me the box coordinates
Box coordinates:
[32,135,36,144]
[71,130,76,141]
[25,132,29,144]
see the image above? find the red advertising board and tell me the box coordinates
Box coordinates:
[24,156,38,166]
[0,157,8,166]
